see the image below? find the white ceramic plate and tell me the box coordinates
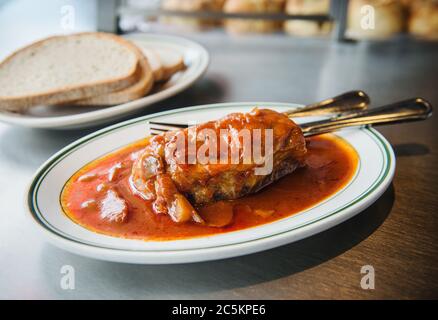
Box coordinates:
[0,34,209,129]
[26,102,395,264]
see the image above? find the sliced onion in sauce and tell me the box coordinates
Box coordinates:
[199,201,234,227]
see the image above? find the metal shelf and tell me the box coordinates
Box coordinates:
[99,0,349,41]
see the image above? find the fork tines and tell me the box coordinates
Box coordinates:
[148,121,188,135]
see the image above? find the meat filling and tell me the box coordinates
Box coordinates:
[130,108,307,224]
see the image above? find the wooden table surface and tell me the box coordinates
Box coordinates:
[0,32,437,299]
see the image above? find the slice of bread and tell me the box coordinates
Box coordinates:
[72,41,187,106]
[153,46,186,81]
[70,44,154,106]
[0,32,140,112]
[132,41,186,82]
[140,47,164,81]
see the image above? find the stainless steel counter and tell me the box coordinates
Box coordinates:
[1,32,437,299]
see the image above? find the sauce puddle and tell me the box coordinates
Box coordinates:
[61,134,358,241]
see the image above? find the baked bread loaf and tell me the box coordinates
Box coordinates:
[0,32,140,112]
[346,0,405,39]
[223,0,285,34]
[408,0,438,39]
[161,0,225,30]
[284,0,332,37]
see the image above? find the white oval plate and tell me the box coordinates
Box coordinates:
[0,34,209,129]
[26,102,395,264]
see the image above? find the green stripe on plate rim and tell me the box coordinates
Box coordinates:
[27,103,392,252]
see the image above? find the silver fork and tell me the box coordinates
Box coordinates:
[148,97,432,139]
[300,98,432,137]
[148,90,370,135]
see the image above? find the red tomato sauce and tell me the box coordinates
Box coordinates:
[61,135,358,240]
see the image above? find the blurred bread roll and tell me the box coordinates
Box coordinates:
[408,0,438,40]
[346,0,405,39]
[160,0,225,30]
[223,0,285,34]
[284,0,332,37]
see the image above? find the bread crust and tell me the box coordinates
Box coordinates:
[0,32,140,112]
[160,57,186,82]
